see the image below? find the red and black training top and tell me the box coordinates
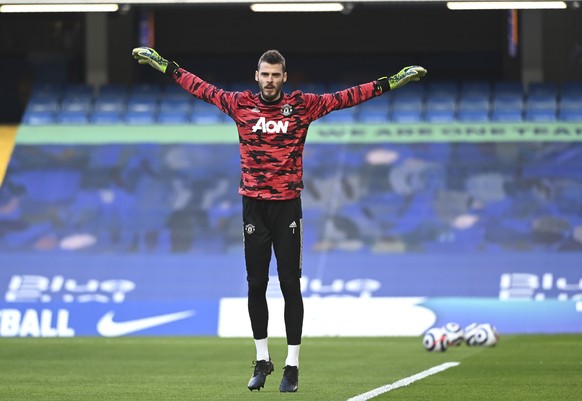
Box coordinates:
[169,65,385,200]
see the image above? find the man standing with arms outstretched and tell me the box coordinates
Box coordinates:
[132,47,426,392]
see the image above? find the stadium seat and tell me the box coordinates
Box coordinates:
[125,111,156,125]
[525,108,556,122]
[457,109,490,122]
[427,81,458,97]
[157,110,190,124]
[458,94,490,111]
[527,82,558,97]
[60,94,93,112]
[559,94,582,111]
[391,97,423,112]
[90,111,123,125]
[56,110,89,125]
[558,109,582,121]
[493,81,523,98]
[491,109,523,122]
[526,94,557,110]
[127,96,159,113]
[26,96,60,113]
[425,94,456,112]
[94,98,126,113]
[492,93,523,109]
[359,109,390,123]
[191,110,224,124]
[160,97,192,113]
[460,81,491,97]
[391,109,422,123]
[424,109,456,123]
[22,111,55,125]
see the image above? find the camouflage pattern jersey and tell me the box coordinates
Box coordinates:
[172,67,383,200]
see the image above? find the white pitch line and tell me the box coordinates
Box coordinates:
[346,362,461,401]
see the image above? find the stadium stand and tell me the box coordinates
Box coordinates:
[18,80,582,124]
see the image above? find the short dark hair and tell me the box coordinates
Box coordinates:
[257,49,286,72]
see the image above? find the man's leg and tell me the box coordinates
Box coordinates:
[242,196,274,391]
[271,198,303,392]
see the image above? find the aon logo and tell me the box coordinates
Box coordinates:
[252,117,289,134]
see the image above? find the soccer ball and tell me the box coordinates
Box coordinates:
[423,327,448,352]
[442,322,464,347]
[465,323,499,347]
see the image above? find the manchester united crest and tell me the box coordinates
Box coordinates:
[245,223,255,235]
[281,104,293,117]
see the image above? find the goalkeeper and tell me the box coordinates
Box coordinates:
[132,47,426,393]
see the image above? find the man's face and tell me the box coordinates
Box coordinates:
[255,62,287,102]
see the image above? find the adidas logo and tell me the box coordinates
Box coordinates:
[251,107,260,113]
[289,221,297,234]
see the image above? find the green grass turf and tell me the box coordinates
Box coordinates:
[0,335,580,401]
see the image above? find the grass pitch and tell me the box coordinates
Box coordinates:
[0,335,580,401]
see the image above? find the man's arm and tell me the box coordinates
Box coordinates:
[131,47,235,114]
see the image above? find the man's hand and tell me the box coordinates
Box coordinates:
[386,66,427,91]
[132,47,170,73]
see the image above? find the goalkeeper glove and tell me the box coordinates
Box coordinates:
[376,66,427,92]
[132,47,178,76]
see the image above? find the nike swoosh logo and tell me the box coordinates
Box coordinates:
[97,310,196,337]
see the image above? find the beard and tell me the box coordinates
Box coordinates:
[259,83,282,102]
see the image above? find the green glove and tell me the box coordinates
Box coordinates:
[378,66,427,91]
[132,47,170,73]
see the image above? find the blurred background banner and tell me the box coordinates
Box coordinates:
[0,252,580,336]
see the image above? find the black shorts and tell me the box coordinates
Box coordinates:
[242,195,303,283]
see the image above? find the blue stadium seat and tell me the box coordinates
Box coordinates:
[391,109,422,123]
[491,109,523,122]
[159,97,192,113]
[425,95,456,112]
[525,108,556,122]
[458,93,490,109]
[191,110,224,124]
[492,93,523,111]
[26,96,60,113]
[493,81,523,98]
[559,94,582,111]
[56,110,89,125]
[22,111,56,125]
[559,109,582,121]
[90,111,123,125]
[125,111,156,125]
[391,97,423,112]
[527,82,558,97]
[526,94,557,110]
[94,98,126,112]
[60,94,93,112]
[157,111,190,124]
[127,96,159,113]
[460,81,491,97]
[359,109,390,123]
[427,81,458,97]
[457,109,490,122]
[424,109,456,123]
[560,81,582,97]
